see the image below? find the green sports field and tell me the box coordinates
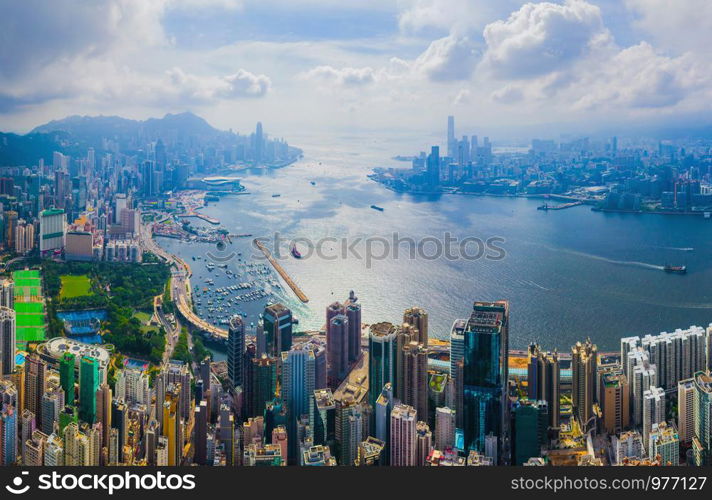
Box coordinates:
[12,269,47,345]
[59,274,93,299]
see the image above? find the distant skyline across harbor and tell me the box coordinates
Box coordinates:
[1,1,712,139]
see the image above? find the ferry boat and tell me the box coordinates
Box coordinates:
[291,243,302,259]
[663,264,687,274]
[371,204,385,212]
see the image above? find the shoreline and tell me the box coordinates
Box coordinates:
[370,177,712,217]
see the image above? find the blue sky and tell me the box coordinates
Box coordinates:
[0,0,710,139]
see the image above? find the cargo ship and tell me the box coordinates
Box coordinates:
[663,264,686,274]
[371,205,384,212]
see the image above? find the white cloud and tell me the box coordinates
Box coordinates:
[572,42,710,110]
[413,35,479,81]
[491,85,524,103]
[624,0,712,54]
[166,67,271,100]
[482,0,612,79]
[303,66,378,87]
[397,0,526,36]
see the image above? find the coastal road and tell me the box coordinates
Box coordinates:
[140,220,228,340]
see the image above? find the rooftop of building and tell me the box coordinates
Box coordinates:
[369,321,398,339]
[467,301,508,332]
[40,337,111,366]
[313,388,335,409]
[694,371,712,393]
[333,354,368,405]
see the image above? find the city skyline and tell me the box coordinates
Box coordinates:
[1,0,712,477]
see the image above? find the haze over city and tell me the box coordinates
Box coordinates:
[1,0,711,139]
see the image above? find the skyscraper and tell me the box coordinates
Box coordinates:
[227,315,245,389]
[79,356,99,424]
[462,301,510,464]
[434,407,456,451]
[281,345,316,463]
[527,345,560,428]
[0,306,16,376]
[23,354,46,428]
[415,421,432,466]
[426,146,440,188]
[368,322,398,409]
[447,116,456,159]
[571,338,598,427]
[390,404,417,466]
[254,122,264,165]
[194,400,208,465]
[648,421,679,466]
[692,371,712,466]
[326,302,348,389]
[642,386,665,447]
[600,369,630,435]
[449,318,465,384]
[345,290,362,364]
[248,354,275,419]
[512,400,548,465]
[39,208,66,253]
[678,378,695,444]
[403,306,428,346]
[263,303,293,357]
[59,352,75,403]
[0,404,17,465]
[400,341,429,422]
[310,388,335,447]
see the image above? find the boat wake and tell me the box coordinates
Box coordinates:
[657,246,694,252]
[520,279,551,291]
[561,248,664,271]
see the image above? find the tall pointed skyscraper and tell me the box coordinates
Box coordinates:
[345,291,362,364]
[571,338,598,427]
[227,315,245,390]
[0,306,16,376]
[462,301,510,464]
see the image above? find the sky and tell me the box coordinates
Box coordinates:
[0,0,711,140]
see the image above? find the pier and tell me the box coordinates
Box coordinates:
[179,212,221,224]
[253,239,309,303]
[537,201,583,211]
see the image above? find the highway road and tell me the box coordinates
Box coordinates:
[139,221,228,340]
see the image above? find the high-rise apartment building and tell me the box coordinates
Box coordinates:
[390,404,417,466]
[571,339,598,427]
[0,306,16,376]
[678,378,696,444]
[227,315,245,389]
[642,386,665,447]
[403,307,428,346]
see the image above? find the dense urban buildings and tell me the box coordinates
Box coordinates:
[0,113,710,469]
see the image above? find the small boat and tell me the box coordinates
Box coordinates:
[291,243,302,259]
[371,205,384,212]
[310,181,316,186]
[272,194,281,198]
[664,264,687,274]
